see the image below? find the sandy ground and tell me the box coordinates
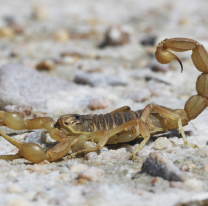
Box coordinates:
[0,0,208,205]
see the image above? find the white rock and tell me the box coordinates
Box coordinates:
[78,166,104,182]
[24,191,37,201]
[84,152,98,160]
[7,197,28,206]
[154,137,172,150]
[184,178,202,190]
[25,131,47,146]
[0,64,77,109]
[69,164,88,173]
[8,170,17,178]
[7,184,22,193]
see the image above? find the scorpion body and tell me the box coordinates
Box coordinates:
[0,37,207,163]
[55,108,188,145]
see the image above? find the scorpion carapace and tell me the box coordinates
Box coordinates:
[0,37,207,163]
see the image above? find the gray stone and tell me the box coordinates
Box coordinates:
[137,152,189,182]
[0,64,77,109]
[24,131,47,146]
[74,71,127,86]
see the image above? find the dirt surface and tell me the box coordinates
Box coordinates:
[0,0,208,205]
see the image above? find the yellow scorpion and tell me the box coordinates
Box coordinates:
[0,37,207,163]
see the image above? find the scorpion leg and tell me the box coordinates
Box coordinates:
[107,130,139,144]
[131,104,198,159]
[0,111,71,163]
[142,104,198,148]
[69,119,139,158]
[110,106,131,114]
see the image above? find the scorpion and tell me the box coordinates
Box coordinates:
[0,37,207,163]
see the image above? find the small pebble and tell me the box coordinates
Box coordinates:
[61,52,85,59]
[7,198,28,206]
[7,184,22,193]
[74,71,127,87]
[180,163,195,172]
[78,166,104,182]
[184,178,202,190]
[151,177,158,186]
[61,56,79,64]
[84,152,98,160]
[8,22,24,34]
[24,131,47,146]
[36,60,55,71]
[86,68,103,73]
[202,165,208,171]
[4,16,24,34]
[39,160,50,165]
[32,6,49,20]
[10,50,20,58]
[69,164,88,173]
[88,98,110,110]
[27,165,49,174]
[139,152,188,181]
[178,18,190,25]
[140,35,157,46]
[8,170,17,178]
[53,29,70,42]
[99,25,130,48]
[153,137,172,150]
[170,181,184,189]
[0,27,14,38]
[24,191,37,201]
[149,60,169,73]
[125,144,134,153]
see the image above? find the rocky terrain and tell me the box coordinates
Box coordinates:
[0,0,208,205]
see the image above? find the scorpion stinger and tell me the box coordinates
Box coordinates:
[179,59,183,73]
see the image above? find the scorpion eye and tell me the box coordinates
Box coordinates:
[64,122,69,125]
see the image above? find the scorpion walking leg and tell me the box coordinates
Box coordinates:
[144,104,198,148]
[110,106,131,114]
[0,111,71,163]
[131,104,198,159]
[69,119,139,158]
[107,130,139,144]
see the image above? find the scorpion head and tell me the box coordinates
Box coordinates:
[54,114,94,134]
